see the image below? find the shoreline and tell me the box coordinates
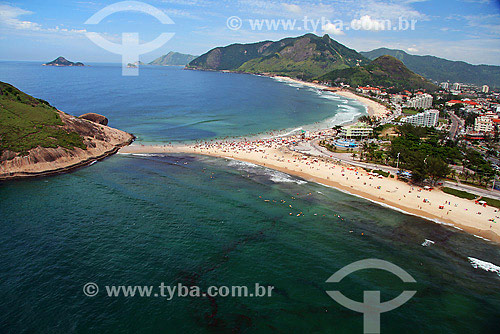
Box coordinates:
[119,71,499,243]
[0,138,134,181]
[119,140,500,244]
[0,112,135,181]
[268,75,391,120]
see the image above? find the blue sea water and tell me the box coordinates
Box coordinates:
[0,62,365,143]
[0,62,499,333]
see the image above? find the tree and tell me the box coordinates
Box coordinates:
[426,156,450,185]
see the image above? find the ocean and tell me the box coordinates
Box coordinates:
[0,62,499,333]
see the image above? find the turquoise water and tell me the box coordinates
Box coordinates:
[0,62,499,333]
[0,62,365,143]
[1,155,499,333]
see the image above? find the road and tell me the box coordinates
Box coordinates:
[299,139,500,200]
[448,111,462,139]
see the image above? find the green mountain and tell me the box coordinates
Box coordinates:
[43,56,84,66]
[319,55,438,92]
[0,81,85,156]
[149,52,197,66]
[187,34,369,79]
[360,48,500,87]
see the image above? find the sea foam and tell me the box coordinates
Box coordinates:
[468,257,500,276]
[227,159,307,184]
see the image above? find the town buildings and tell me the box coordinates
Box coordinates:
[407,93,433,109]
[401,109,439,127]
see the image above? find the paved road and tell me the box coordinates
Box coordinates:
[301,139,500,201]
[448,111,462,139]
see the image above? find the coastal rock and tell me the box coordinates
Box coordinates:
[0,81,134,180]
[79,113,108,125]
[43,56,84,67]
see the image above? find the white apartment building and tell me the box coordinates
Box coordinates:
[453,83,462,91]
[391,94,403,103]
[407,93,433,109]
[401,109,439,127]
[440,82,449,90]
[474,116,494,133]
[482,85,490,93]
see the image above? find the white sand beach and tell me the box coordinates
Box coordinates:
[120,132,500,243]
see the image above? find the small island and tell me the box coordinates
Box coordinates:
[43,56,84,67]
[0,82,134,180]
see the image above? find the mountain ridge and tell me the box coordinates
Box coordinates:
[361,48,500,87]
[149,52,197,66]
[187,34,370,79]
[319,55,438,92]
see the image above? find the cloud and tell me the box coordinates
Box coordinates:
[282,3,301,14]
[0,4,87,36]
[407,47,418,52]
[351,15,387,31]
[322,22,345,36]
[0,4,42,31]
[357,0,426,20]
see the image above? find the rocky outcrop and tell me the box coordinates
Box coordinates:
[0,111,134,180]
[79,113,109,125]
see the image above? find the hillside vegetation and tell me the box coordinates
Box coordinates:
[149,52,196,66]
[319,55,438,91]
[0,82,85,157]
[187,34,370,79]
[361,48,500,88]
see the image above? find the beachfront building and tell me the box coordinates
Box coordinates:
[340,123,373,139]
[407,93,433,109]
[401,109,439,127]
[356,86,381,95]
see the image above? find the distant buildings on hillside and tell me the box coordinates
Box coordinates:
[439,82,493,96]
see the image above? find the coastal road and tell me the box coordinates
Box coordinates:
[303,140,399,175]
[304,139,500,200]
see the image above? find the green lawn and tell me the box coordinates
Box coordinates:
[402,108,419,115]
[441,186,500,208]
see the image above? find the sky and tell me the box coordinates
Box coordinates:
[0,0,499,65]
